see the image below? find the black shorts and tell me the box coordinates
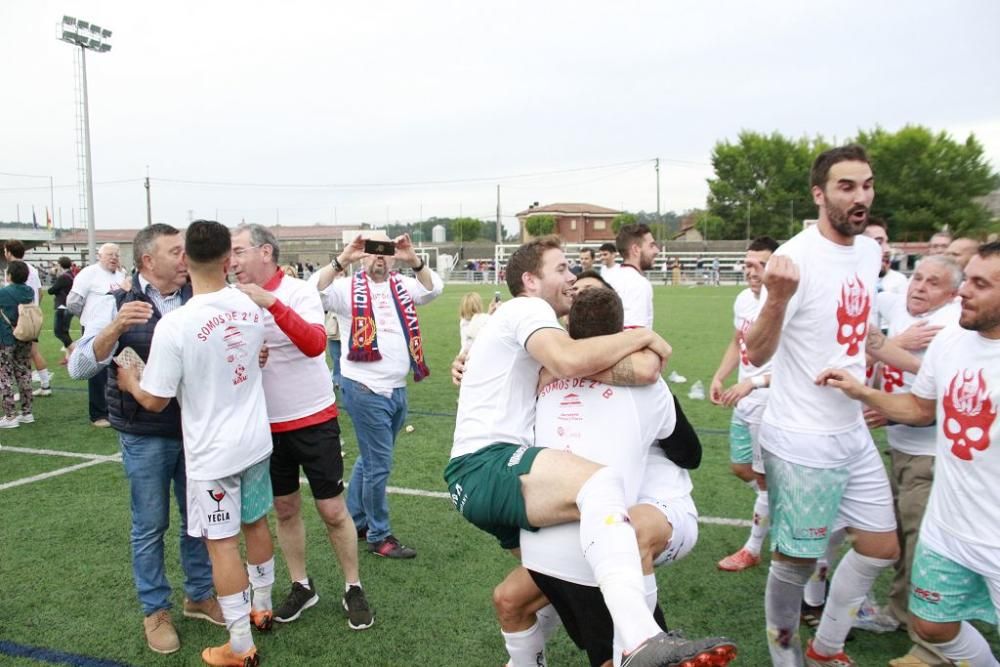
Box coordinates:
[270,416,344,500]
[527,570,667,667]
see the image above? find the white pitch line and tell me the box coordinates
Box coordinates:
[0,453,752,528]
[2,445,121,461]
[0,458,112,491]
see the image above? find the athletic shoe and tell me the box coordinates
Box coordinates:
[32,386,52,397]
[143,609,180,655]
[17,413,34,424]
[201,642,259,667]
[852,596,900,633]
[368,535,416,559]
[274,579,319,623]
[342,585,375,630]
[31,371,40,383]
[249,609,273,633]
[887,654,932,666]
[667,371,688,384]
[620,631,737,667]
[92,418,111,428]
[717,548,760,572]
[0,417,20,429]
[183,596,226,626]
[805,639,855,666]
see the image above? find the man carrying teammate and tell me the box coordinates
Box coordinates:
[446,235,733,667]
[745,145,900,667]
[119,220,275,667]
[819,241,1000,666]
[711,236,778,572]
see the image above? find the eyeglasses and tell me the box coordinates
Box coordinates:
[232,245,264,257]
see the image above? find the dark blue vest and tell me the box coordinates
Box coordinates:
[105,275,191,437]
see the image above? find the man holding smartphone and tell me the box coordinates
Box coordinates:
[314,232,443,558]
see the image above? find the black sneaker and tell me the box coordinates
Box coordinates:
[342,585,375,630]
[620,631,737,667]
[368,535,416,559]
[274,579,319,623]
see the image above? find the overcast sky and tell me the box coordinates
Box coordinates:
[2,0,998,234]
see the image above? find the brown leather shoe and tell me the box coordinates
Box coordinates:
[183,596,226,626]
[143,609,180,654]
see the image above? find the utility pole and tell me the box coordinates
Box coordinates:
[144,168,152,226]
[655,157,663,246]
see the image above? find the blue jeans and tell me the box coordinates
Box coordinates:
[327,338,342,388]
[119,432,213,615]
[89,366,108,422]
[340,377,407,544]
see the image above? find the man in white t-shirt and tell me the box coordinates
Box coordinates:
[314,231,443,560]
[230,224,374,630]
[4,240,52,396]
[819,241,1000,667]
[118,220,276,667]
[68,242,127,427]
[598,242,618,275]
[710,236,778,573]
[744,145,901,667]
[870,255,962,667]
[603,223,658,329]
[446,236,732,667]
[864,219,908,296]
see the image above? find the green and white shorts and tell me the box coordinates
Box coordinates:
[763,441,895,559]
[187,457,273,540]
[444,443,544,550]
[909,534,1000,626]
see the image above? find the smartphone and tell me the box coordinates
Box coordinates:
[364,239,395,256]
[494,291,501,303]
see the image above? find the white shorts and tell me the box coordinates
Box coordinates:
[187,458,273,540]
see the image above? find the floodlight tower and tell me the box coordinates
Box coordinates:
[58,16,111,264]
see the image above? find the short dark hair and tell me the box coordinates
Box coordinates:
[4,240,26,259]
[599,242,616,254]
[574,269,611,288]
[810,144,870,191]
[185,220,231,265]
[505,235,563,297]
[978,240,1000,259]
[133,223,181,267]
[6,259,28,284]
[866,217,888,234]
[748,236,779,253]
[58,256,72,270]
[615,223,652,257]
[579,247,595,260]
[568,287,623,339]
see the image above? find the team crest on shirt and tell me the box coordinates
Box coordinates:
[942,369,996,461]
[835,275,870,356]
[206,489,231,523]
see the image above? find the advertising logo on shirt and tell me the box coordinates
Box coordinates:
[942,369,996,461]
[835,274,871,356]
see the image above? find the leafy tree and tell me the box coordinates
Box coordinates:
[524,214,556,237]
[857,125,999,238]
[707,131,828,240]
[451,217,482,242]
[611,212,638,233]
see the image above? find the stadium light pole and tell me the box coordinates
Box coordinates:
[58,16,112,264]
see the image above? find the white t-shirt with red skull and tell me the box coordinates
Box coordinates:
[881,295,961,456]
[732,287,771,421]
[911,324,1000,552]
[759,225,881,465]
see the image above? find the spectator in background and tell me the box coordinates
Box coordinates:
[671,256,681,285]
[578,248,596,275]
[926,230,953,256]
[67,242,127,427]
[0,260,35,428]
[283,264,297,278]
[946,237,980,271]
[4,240,52,397]
[604,223,658,329]
[47,256,75,363]
[711,257,721,286]
[326,309,342,390]
[458,292,496,355]
[863,218,908,295]
[597,242,617,275]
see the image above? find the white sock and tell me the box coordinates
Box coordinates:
[803,559,830,608]
[765,559,813,666]
[578,467,661,652]
[931,621,999,666]
[743,489,769,555]
[502,622,546,667]
[297,577,311,589]
[39,369,51,386]
[813,550,894,656]
[345,580,360,592]
[534,604,562,642]
[218,588,253,653]
[247,557,275,611]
